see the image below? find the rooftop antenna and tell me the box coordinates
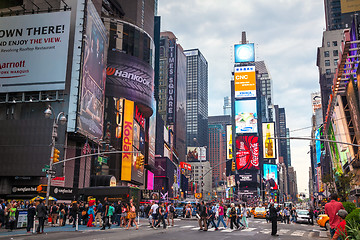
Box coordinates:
[241,31,247,44]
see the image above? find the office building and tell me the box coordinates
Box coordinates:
[255,61,274,121]
[223,96,231,115]
[324,0,359,30]
[185,49,208,149]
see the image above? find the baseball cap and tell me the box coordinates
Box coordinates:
[337,209,348,219]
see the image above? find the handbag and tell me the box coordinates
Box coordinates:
[82,211,86,216]
[128,212,136,219]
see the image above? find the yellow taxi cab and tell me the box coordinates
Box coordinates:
[317,214,330,230]
[253,207,267,218]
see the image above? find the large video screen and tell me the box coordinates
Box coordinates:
[234,66,256,99]
[262,122,276,159]
[263,164,278,190]
[77,0,108,140]
[235,100,258,134]
[235,136,259,170]
[234,43,255,63]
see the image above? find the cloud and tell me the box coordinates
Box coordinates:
[158,0,325,192]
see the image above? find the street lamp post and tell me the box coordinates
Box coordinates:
[44,105,67,207]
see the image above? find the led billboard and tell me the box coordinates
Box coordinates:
[121,99,134,181]
[315,128,321,164]
[187,147,199,161]
[235,136,259,170]
[263,164,278,190]
[235,100,258,134]
[147,171,154,190]
[341,0,360,13]
[226,125,233,160]
[234,66,256,98]
[167,38,177,124]
[0,11,71,92]
[234,43,255,63]
[77,0,108,140]
[262,122,276,159]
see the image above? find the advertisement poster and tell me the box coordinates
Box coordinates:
[0,11,71,92]
[262,122,276,159]
[236,136,259,170]
[133,121,140,150]
[121,99,134,181]
[226,125,233,160]
[234,43,255,63]
[187,147,199,161]
[78,0,108,139]
[315,128,321,164]
[234,66,256,98]
[263,164,278,190]
[235,100,258,134]
[227,175,236,187]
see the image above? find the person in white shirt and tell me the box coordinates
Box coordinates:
[149,201,159,228]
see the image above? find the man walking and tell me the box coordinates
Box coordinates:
[325,193,344,238]
[167,202,175,227]
[269,202,279,236]
[149,201,159,228]
[154,202,166,229]
[36,199,47,234]
[198,201,208,231]
[95,200,103,227]
[26,203,36,233]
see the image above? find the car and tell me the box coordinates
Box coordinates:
[296,209,311,223]
[253,207,267,218]
[317,214,330,230]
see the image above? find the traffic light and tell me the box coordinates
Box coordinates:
[53,148,60,163]
[139,155,145,167]
[136,155,141,169]
[231,161,235,171]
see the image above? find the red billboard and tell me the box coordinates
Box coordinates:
[235,136,259,170]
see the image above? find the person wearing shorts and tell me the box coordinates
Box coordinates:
[167,203,175,226]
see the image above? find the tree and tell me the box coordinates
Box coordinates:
[322,173,336,194]
[335,172,355,202]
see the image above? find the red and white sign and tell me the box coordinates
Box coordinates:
[236,136,259,170]
[51,177,65,187]
[180,162,192,171]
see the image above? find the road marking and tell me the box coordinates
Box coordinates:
[221,228,233,232]
[319,231,328,238]
[207,228,216,232]
[278,229,290,233]
[242,227,256,232]
[191,227,200,230]
[260,229,271,234]
[308,232,316,237]
[180,225,194,228]
[291,230,305,236]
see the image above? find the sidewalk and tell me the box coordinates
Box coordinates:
[0,219,149,238]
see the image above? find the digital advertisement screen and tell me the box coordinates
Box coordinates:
[234,66,256,98]
[235,100,258,134]
[235,136,259,170]
[187,147,199,161]
[315,129,321,164]
[234,43,255,63]
[78,0,108,140]
[263,164,278,190]
[0,11,71,92]
[147,170,154,190]
[226,125,233,160]
[262,122,276,159]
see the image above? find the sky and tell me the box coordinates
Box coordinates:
[158,0,325,194]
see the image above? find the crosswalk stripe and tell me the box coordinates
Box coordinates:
[221,228,233,232]
[191,227,200,230]
[278,229,290,233]
[291,230,305,236]
[260,229,271,234]
[180,225,194,228]
[242,227,256,232]
[319,231,328,238]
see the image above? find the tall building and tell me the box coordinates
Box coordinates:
[255,61,274,121]
[185,49,208,149]
[275,106,288,167]
[157,31,187,162]
[316,30,343,121]
[323,0,359,30]
[223,97,231,115]
[288,166,298,201]
[286,128,292,166]
[208,115,231,188]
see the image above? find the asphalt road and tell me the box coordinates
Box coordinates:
[0,217,330,240]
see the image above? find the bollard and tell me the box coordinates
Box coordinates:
[76,214,79,231]
[33,216,36,233]
[137,212,139,225]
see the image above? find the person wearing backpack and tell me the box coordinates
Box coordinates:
[197,201,208,231]
[50,203,59,226]
[167,202,175,227]
[207,203,218,230]
[229,203,239,230]
[154,202,166,229]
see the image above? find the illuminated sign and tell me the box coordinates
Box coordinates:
[135,105,145,129]
[239,174,252,182]
[0,11,71,92]
[236,136,259,170]
[180,162,192,171]
[147,171,154,190]
[262,122,276,159]
[234,43,255,63]
[234,66,256,98]
[121,99,134,181]
[315,128,321,164]
[235,100,258,134]
[263,164,278,190]
[167,39,176,124]
[227,175,236,187]
[341,0,360,13]
[226,125,233,160]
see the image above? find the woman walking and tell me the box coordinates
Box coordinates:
[241,203,248,228]
[216,203,227,229]
[126,202,138,230]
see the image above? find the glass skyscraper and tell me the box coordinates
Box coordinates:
[184,49,208,149]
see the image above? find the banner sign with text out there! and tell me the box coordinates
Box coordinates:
[121,99,134,181]
[0,11,71,92]
[234,66,256,98]
[236,136,259,170]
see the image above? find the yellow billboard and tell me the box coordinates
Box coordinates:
[234,66,256,99]
[121,99,134,181]
[262,122,276,159]
[341,0,360,13]
[226,125,233,160]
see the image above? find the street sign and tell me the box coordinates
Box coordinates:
[44,165,50,169]
[41,168,47,172]
[46,170,56,175]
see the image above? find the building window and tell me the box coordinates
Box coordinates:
[326,69,331,75]
[324,51,329,57]
[325,60,330,66]
[327,42,330,47]
[334,59,338,66]
[333,50,338,56]
[332,41,337,46]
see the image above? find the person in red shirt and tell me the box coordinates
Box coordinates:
[332,209,348,240]
[325,193,344,238]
